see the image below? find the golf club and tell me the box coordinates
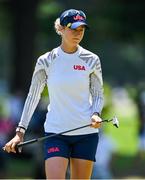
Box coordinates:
[15,116,119,149]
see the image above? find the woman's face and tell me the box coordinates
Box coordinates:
[61,25,85,47]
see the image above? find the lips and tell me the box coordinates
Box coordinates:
[73,38,80,41]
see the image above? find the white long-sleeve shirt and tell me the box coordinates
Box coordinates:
[18,45,104,135]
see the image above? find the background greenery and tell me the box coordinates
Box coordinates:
[0,0,145,179]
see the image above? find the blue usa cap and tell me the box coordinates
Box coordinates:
[60,9,89,29]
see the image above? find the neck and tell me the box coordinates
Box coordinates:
[60,43,78,54]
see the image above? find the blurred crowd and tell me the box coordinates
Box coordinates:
[0,87,48,178]
[0,85,145,179]
[136,84,145,155]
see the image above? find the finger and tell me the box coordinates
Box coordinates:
[4,144,11,153]
[11,143,17,153]
[14,144,22,153]
[91,118,101,124]
[91,121,101,128]
[2,146,6,151]
[4,147,11,153]
[5,141,16,153]
[18,146,22,153]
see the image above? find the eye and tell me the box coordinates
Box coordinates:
[77,27,84,32]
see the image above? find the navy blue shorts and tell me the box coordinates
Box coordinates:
[44,133,99,162]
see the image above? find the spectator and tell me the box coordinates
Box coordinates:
[92,131,117,179]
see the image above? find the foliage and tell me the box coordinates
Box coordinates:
[0,0,145,89]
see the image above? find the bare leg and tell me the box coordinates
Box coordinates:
[70,158,94,179]
[45,157,69,179]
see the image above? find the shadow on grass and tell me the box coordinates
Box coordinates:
[111,153,145,179]
[2,151,45,179]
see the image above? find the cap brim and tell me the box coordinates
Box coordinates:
[70,22,89,29]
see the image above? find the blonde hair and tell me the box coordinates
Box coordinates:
[54,18,64,36]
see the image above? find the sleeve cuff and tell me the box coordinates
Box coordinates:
[92,112,101,117]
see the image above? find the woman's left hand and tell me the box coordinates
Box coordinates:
[90,114,102,128]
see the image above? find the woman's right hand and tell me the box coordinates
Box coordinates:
[3,132,24,153]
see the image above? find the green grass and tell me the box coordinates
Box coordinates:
[6,158,34,179]
[103,100,139,156]
[105,117,139,155]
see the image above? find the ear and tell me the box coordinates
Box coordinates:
[59,26,65,35]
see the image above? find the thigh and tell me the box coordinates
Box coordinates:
[45,157,69,179]
[69,133,99,179]
[70,158,94,179]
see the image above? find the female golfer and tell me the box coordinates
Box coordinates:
[3,9,104,179]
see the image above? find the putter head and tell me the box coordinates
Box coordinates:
[112,116,119,128]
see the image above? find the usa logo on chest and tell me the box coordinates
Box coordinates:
[73,65,86,71]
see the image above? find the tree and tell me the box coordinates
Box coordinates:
[10,0,39,93]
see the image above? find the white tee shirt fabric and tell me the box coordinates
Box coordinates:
[18,45,104,135]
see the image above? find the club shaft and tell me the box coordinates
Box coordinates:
[17,124,91,148]
[102,119,113,122]
[17,118,113,148]
[17,139,38,147]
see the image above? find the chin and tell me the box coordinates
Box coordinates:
[73,40,80,45]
